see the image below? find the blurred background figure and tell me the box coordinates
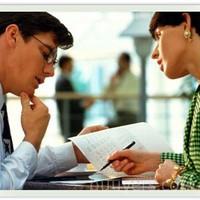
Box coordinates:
[104,52,140,127]
[55,55,92,141]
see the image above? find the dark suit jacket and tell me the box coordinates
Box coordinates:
[55,74,84,138]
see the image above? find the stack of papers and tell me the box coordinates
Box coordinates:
[69,122,172,180]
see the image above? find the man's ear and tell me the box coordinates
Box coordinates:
[4,24,20,48]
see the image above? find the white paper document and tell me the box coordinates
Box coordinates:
[70,122,172,179]
[122,179,158,185]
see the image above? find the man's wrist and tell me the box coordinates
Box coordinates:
[23,137,41,152]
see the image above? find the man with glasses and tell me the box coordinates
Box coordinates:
[32,35,58,65]
[0,12,105,189]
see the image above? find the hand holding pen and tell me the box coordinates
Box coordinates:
[99,140,136,171]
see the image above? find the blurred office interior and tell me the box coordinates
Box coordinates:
[7,12,197,153]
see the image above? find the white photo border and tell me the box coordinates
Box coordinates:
[0,0,200,198]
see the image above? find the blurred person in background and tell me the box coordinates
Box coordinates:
[104,52,140,127]
[55,55,93,141]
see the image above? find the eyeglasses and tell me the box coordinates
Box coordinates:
[32,35,57,65]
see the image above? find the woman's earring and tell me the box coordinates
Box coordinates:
[184,30,192,39]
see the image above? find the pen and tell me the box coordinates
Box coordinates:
[99,140,136,171]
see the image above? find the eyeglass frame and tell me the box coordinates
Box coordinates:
[32,35,58,65]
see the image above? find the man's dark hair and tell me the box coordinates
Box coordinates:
[58,55,73,69]
[149,12,200,40]
[119,52,131,64]
[0,12,73,49]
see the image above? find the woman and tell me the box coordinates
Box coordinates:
[108,12,200,189]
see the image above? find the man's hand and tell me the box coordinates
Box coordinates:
[20,92,50,151]
[73,125,108,163]
[78,125,108,136]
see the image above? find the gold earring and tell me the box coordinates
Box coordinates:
[184,30,192,39]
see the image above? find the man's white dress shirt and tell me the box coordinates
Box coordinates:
[0,84,78,189]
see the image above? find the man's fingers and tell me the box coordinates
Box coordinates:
[20,92,31,110]
[31,96,44,106]
[21,94,46,111]
[30,96,48,111]
[89,125,108,132]
[78,125,108,135]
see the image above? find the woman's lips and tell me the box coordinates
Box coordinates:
[157,59,162,65]
[157,60,164,71]
[160,64,164,71]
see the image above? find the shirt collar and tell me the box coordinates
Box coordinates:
[0,83,5,110]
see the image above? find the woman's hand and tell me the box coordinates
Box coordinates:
[108,149,160,175]
[155,160,178,185]
[73,125,108,163]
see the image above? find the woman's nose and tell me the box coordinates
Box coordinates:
[151,45,159,60]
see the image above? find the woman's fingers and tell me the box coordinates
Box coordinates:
[112,159,129,172]
[121,162,135,173]
[108,149,134,161]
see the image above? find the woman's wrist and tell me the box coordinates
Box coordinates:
[147,152,161,171]
[163,165,185,189]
